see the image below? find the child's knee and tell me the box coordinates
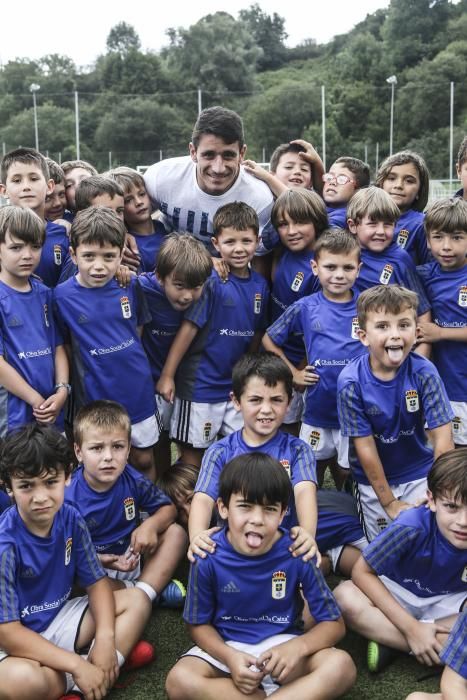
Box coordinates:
[166,662,195,700]
[165,522,189,550]
[333,579,359,615]
[0,660,58,700]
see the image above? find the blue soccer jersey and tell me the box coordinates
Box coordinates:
[417,262,467,403]
[196,430,317,530]
[316,490,366,553]
[354,242,430,315]
[53,276,156,423]
[363,506,467,598]
[175,270,269,402]
[267,291,366,429]
[326,205,347,228]
[139,273,184,384]
[0,278,63,436]
[65,464,172,555]
[270,248,320,364]
[0,490,11,515]
[337,352,454,485]
[129,221,166,273]
[184,527,340,644]
[36,221,72,288]
[440,612,467,679]
[0,503,104,633]
[394,209,430,266]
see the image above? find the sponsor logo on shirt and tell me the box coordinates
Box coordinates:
[379,264,393,285]
[374,427,416,443]
[396,229,409,248]
[272,570,286,599]
[314,358,349,367]
[124,497,136,521]
[291,271,304,292]
[405,389,419,413]
[120,296,132,319]
[219,329,254,337]
[151,329,175,337]
[280,459,291,479]
[459,286,467,307]
[21,588,71,618]
[65,537,72,566]
[221,581,241,593]
[17,347,52,360]
[53,244,62,266]
[89,337,135,356]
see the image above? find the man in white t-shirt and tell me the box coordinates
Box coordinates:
[144,106,275,256]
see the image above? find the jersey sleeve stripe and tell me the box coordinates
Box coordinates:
[363,525,417,570]
[0,547,19,623]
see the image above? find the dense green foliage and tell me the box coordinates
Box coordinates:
[1,0,466,177]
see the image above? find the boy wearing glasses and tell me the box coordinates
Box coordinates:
[322,157,370,227]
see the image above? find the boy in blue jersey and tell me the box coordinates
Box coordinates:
[166,453,356,700]
[264,229,365,489]
[417,197,467,447]
[75,175,125,221]
[53,207,160,480]
[0,424,153,699]
[188,352,318,563]
[322,156,370,228]
[406,611,467,700]
[0,148,72,287]
[337,285,454,542]
[140,233,212,475]
[0,206,69,436]
[66,401,187,608]
[335,448,467,674]
[61,159,98,219]
[44,159,71,233]
[110,166,167,273]
[157,202,270,467]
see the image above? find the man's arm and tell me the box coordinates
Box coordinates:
[156,320,198,403]
[354,435,414,521]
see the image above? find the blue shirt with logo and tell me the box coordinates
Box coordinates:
[37,221,73,288]
[393,208,430,265]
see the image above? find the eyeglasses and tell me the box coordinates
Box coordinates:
[322,173,356,186]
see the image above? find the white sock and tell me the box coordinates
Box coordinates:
[135,580,158,602]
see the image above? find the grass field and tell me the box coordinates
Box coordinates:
[107,566,441,700]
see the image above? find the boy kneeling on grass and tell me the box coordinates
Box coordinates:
[166,453,356,700]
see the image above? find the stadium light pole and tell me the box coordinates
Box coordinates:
[386,75,397,156]
[29,83,40,151]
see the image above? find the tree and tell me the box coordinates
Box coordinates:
[106,22,141,54]
[239,4,288,71]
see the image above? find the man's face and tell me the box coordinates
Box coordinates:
[189,134,246,195]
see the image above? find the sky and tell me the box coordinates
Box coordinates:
[1,1,390,68]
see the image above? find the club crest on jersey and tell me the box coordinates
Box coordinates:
[44,303,49,327]
[120,296,132,319]
[396,229,409,248]
[462,566,467,583]
[376,517,388,532]
[280,459,291,479]
[405,389,419,413]
[203,422,212,442]
[351,317,360,339]
[308,429,321,450]
[452,416,462,435]
[53,244,62,266]
[291,271,304,292]
[124,497,136,521]
[65,537,72,566]
[254,293,262,314]
[272,570,286,599]
[379,264,393,285]
[459,286,467,307]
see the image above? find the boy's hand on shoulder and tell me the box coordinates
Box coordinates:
[188,526,222,563]
[115,264,135,288]
[88,639,119,690]
[257,636,306,683]
[227,648,265,694]
[289,526,321,566]
[242,159,269,183]
[212,256,229,282]
[72,655,108,699]
[156,374,175,404]
[405,619,450,666]
[130,520,158,555]
[384,499,414,521]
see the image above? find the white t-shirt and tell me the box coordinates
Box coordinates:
[144,156,274,254]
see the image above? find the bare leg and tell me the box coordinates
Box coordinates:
[129,445,156,482]
[166,656,266,700]
[153,431,172,478]
[177,443,204,469]
[273,647,356,699]
[0,658,65,700]
[139,523,188,593]
[336,545,361,577]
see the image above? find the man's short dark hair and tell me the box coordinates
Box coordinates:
[219,453,292,511]
[232,352,293,401]
[191,106,244,149]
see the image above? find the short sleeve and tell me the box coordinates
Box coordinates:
[183,557,216,625]
[0,545,20,624]
[185,275,215,330]
[417,368,454,429]
[267,300,304,346]
[337,380,373,438]
[135,473,173,513]
[300,558,341,623]
[74,516,106,588]
[362,522,419,576]
[290,440,317,486]
[195,443,227,500]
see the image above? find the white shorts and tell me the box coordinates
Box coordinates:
[328,535,368,573]
[451,401,467,445]
[131,412,161,449]
[380,576,467,620]
[0,596,89,691]
[299,424,349,468]
[355,477,428,542]
[283,390,304,425]
[105,560,141,584]
[170,398,243,448]
[183,633,297,696]
[156,394,174,432]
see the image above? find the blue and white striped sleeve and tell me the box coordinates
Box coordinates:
[0,545,20,624]
[440,612,467,679]
[337,380,372,438]
[362,523,419,574]
[417,368,455,429]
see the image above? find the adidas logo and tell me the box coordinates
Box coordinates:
[78,313,89,324]
[20,567,35,578]
[7,316,22,327]
[223,296,236,307]
[311,321,322,331]
[367,405,382,416]
[86,517,99,530]
[221,581,240,593]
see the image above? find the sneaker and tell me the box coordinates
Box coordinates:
[122,640,155,672]
[159,579,186,609]
[367,640,399,673]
